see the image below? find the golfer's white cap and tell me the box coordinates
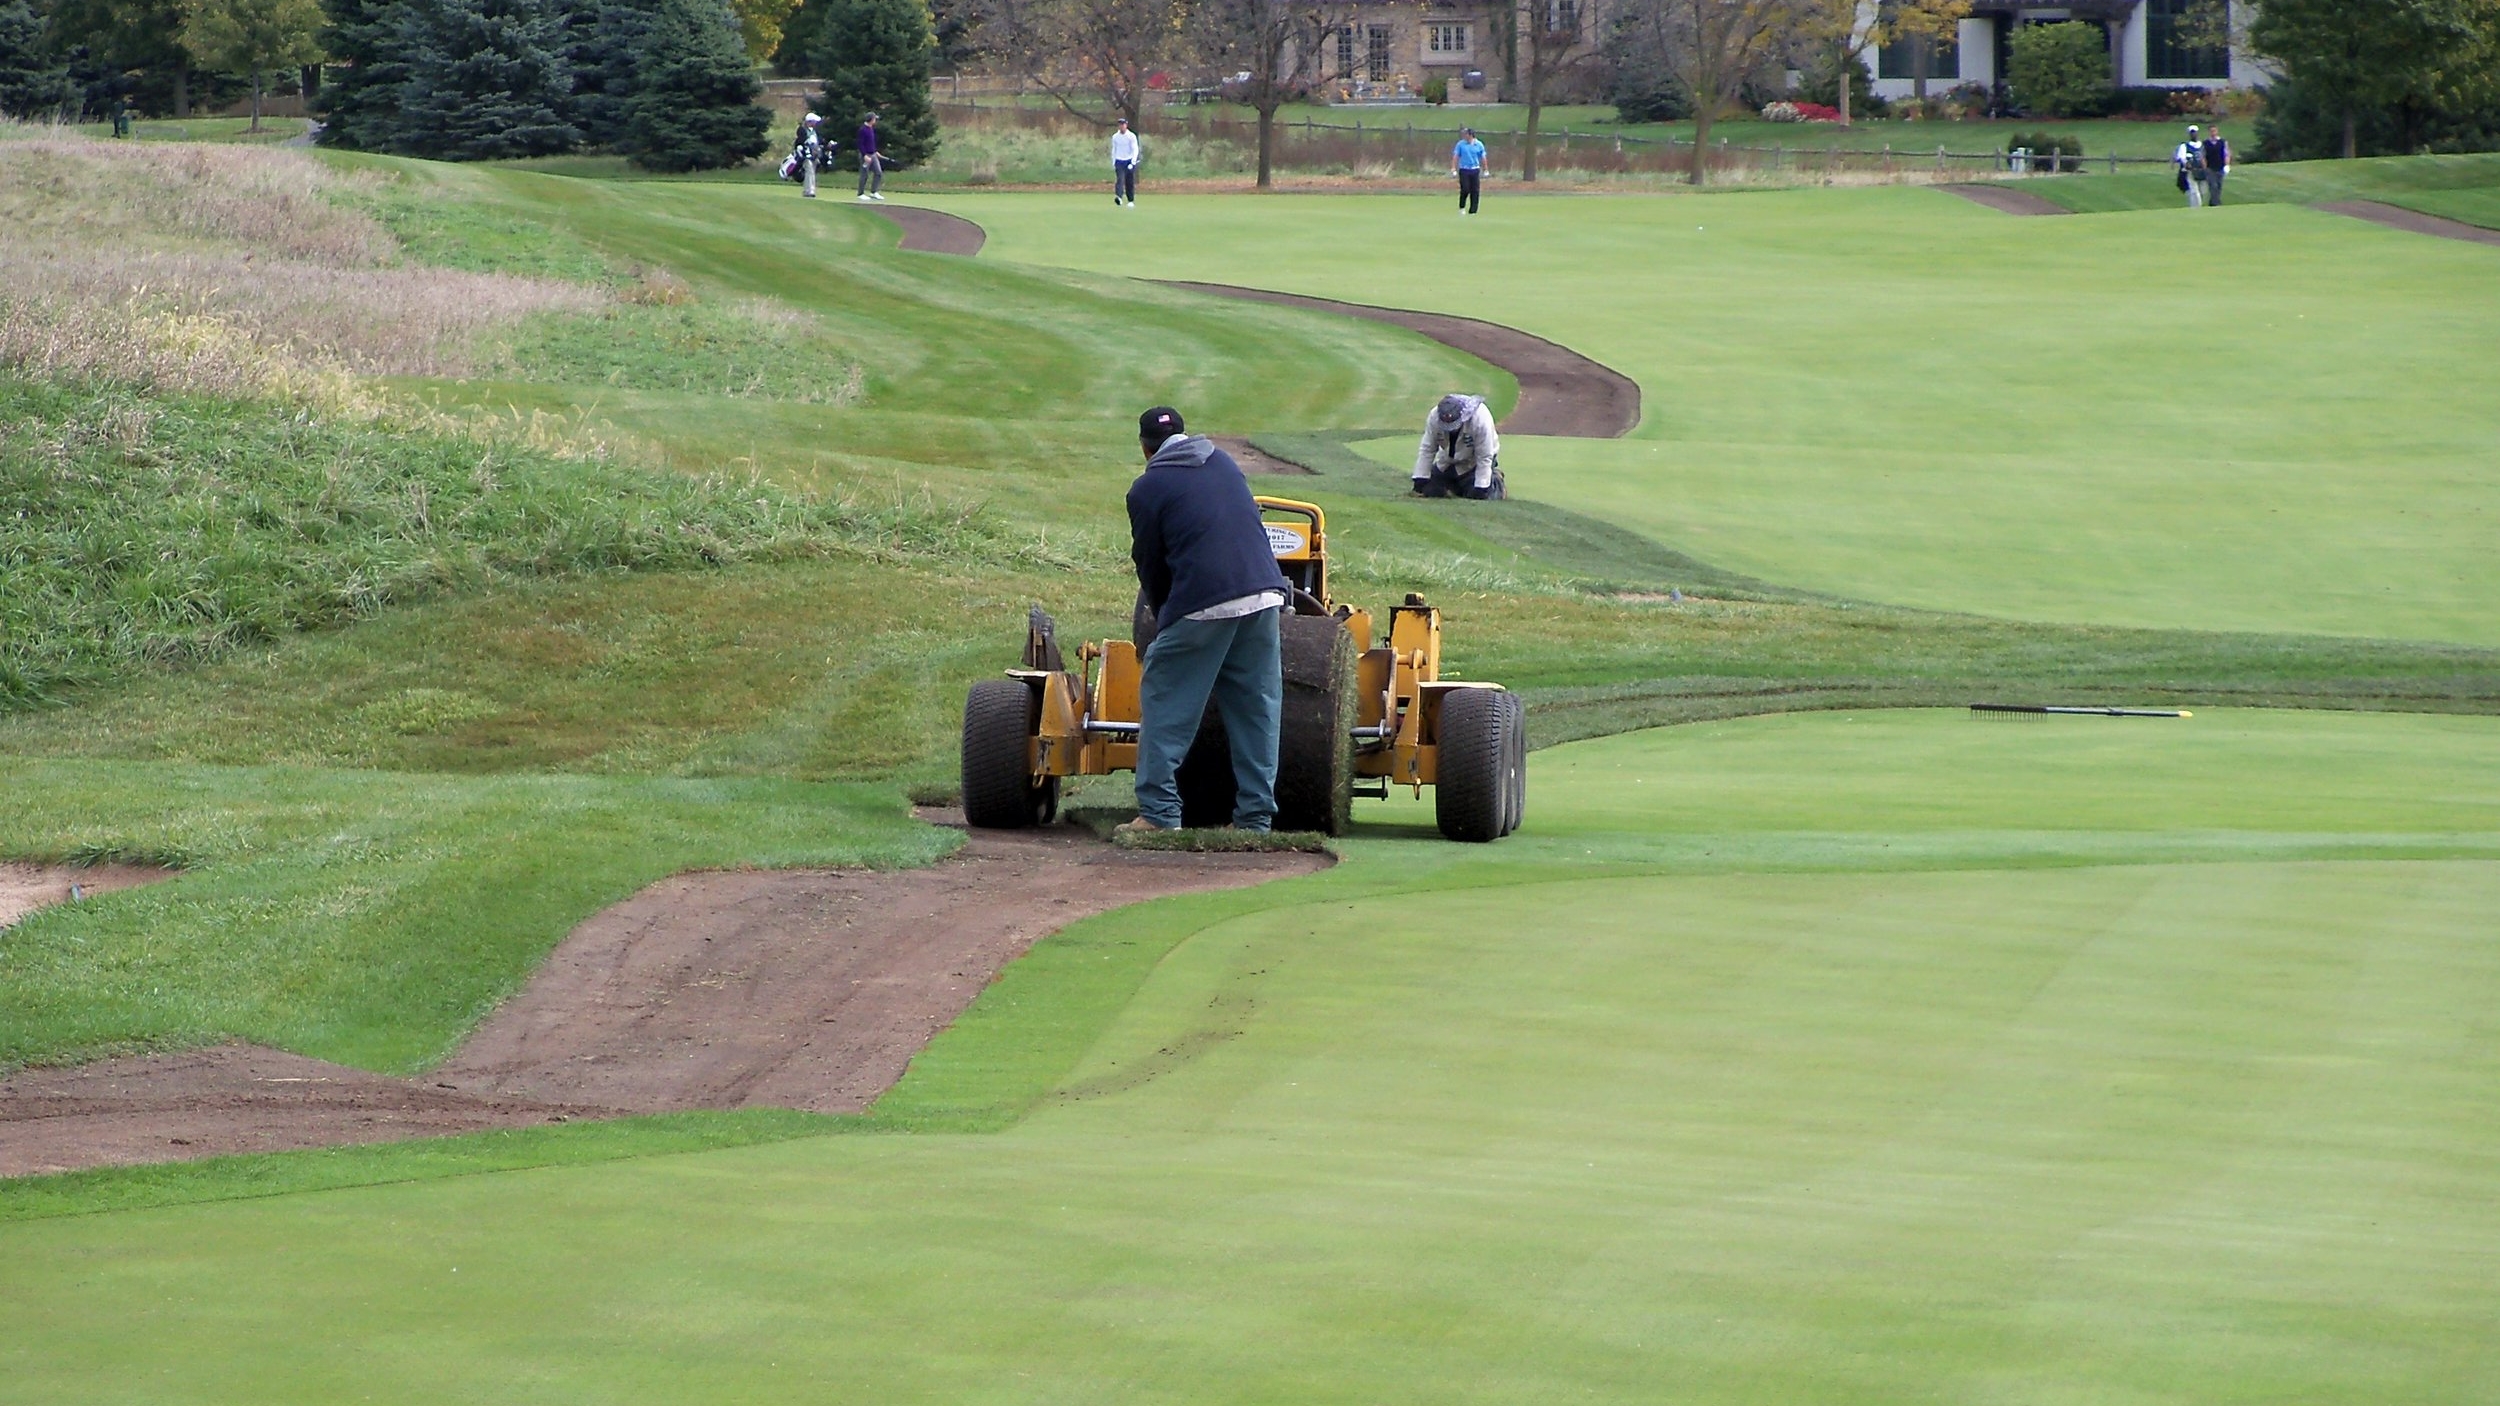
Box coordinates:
[2187,123,2201,133]
[805,112,821,124]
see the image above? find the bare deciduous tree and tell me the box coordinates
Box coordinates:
[1613,0,1794,184]
[1193,0,1348,187]
[987,0,1187,127]
[1515,0,1597,180]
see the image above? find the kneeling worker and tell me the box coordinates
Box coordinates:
[1413,392,1504,499]
[1122,407,1291,834]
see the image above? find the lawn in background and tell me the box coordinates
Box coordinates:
[950,187,2500,646]
[6,710,2496,1402]
[2024,149,2500,224]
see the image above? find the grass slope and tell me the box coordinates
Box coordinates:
[6,711,2496,1401]
[947,187,2500,646]
[2023,150,2500,223]
[0,758,950,1072]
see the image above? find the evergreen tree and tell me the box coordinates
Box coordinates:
[624,0,770,170]
[0,0,78,119]
[2250,0,2496,159]
[46,0,190,116]
[562,0,656,144]
[317,0,412,147]
[390,0,580,159]
[807,0,934,169]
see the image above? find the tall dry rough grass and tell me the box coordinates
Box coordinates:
[0,133,608,401]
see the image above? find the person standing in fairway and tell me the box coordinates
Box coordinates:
[1121,407,1289,834]
[1111,117,1141,206]
[856,112,885,201]
[2174,124,2208,208]
[1452,127,1486,215]
[2202,125,2231,207]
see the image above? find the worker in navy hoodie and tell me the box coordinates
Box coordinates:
[1122,407,1290,833]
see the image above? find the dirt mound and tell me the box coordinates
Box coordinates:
[0,817,1327,1177]
[1157,281,1640,438]
[1940,183,2071,217]
[873,204,987,255]
[2317,200,2500,247]
[0,862,168,930]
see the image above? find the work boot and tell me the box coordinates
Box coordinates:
[1115,817,1171,834]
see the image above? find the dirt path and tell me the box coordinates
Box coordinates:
[874,204,987,255]
[1159,281,1640,438]
[1940,183,2071,217]
[2316,200,2500,247]
[0,818,1326,1177]
[0,862,167,930]
[868,206,1637,437]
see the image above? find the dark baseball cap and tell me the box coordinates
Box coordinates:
[1140,406,1184,440]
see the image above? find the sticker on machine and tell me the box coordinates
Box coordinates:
[1265,524,1306,556]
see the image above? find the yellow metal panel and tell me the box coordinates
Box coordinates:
[1099,641,1142,723]
[1357,647,1394,729]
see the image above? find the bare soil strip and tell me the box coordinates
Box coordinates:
[0,862,168,930]
[1940,183,2071,217]
[874,204,987,255]
[867,206,1636,437]
[2317,200,2500,247]
[1212,435,1311,474]
[1159,281,1640,438]
[0,819,1326,1177]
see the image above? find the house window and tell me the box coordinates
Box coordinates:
[1366,25,1391,81]
[1336,25,1354,75]
[1543,0,1578,33]
[1428,23,1469,56]
[2146,0,2230,80]
[1877,32,1957,81]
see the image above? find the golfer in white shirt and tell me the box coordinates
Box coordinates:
[1111,119,1142,206]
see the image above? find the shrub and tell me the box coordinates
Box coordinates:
[1608,69,1689,123]
[388,0,583,160]
[1761,100,1802,123]
[624,0,772,171]
[0,0,76,120]
[1795,46,1880,118]
[2004,129,2083,171]
[1422,75,1448,105]
[2007,21,2113,118]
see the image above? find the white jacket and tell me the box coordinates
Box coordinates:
[1111,129,1141,163]
[1414,396,1500,487]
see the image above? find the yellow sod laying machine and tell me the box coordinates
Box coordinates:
[960,497,1525,841]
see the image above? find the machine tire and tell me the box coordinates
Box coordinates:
[1498,689,1527,836]
[1434,687,1515,843]
[1275,614,1357,835]
[961,679,1056,828]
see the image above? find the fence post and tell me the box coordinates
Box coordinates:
[1883,143,1894,175]
[2109,150,2117,174]
[1936,144,1946,174]
[1776,141,1784,172]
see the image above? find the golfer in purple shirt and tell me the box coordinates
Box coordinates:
[855,113,884,200]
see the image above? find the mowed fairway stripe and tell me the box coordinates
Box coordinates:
[944,190,2500,645]
[6,712,2497,1403]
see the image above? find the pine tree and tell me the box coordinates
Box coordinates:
[317,0,413,148]
[562,0,656,145]
[624,0,770,170]
[0,0,78,119]
[390,0,580,159]
[808,0,935,169]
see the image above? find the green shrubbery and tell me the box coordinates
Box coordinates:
[2007,21,2113,119]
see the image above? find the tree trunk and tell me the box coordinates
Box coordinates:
[1837,39,1851,127]
[174,63,189,119]
[1690,101,1712,185]
[249,70,264,133]
[2342,109,2356,159]
[1257,105,1275,188]
[1522,81,1542,181]
[1913,43,1929,103]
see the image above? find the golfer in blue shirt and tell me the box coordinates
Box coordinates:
[1452,128,1486,215]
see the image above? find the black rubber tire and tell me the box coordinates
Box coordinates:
[961,679,1056,828]
[1498,689,1527,836]
[1275,614,1357,835]
[1434,688,1514,843]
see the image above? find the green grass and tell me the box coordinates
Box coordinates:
[947,187,2500,646]
[0,757,951,1073]
[2022,150,2500,223]
[7,711,2497,1400]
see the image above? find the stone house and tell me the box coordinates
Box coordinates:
[1314,1,1610,105]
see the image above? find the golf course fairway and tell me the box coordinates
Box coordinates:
[8,710,2496,1403]
[939,190,2500,646]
